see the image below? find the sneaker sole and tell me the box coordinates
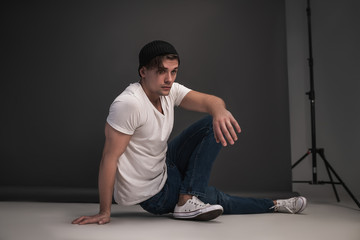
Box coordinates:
[193,208,224,221]
[173,205,224,221]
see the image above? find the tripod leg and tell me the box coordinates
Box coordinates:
[318,150,340,202]
[324,160,340,202]
[292,150,311,169]
[318,150,360,209]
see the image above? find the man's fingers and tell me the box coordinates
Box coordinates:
[231,117,241,133]
[79,217,101,225]
[72,216,86,224]
[220,121,234,145]
[213,122,226,146]
[213,114,241,147]
[226,120,238,142]
[215,121,232,146]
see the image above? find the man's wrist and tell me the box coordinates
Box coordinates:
[99,209,111,216]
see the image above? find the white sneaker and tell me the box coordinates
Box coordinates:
[173,196,223,221]
[272,196,307,214]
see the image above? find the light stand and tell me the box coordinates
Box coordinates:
[291,0,360,209]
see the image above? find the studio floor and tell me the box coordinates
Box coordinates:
[1,186,359,240]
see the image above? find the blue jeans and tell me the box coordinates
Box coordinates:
[140,116,274,215]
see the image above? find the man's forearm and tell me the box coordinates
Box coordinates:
[98,155,118,214]
[204,95,226,116]
[180,91,226,114]
[72,125,131,225]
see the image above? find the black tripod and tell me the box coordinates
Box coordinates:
[291,0,360,209]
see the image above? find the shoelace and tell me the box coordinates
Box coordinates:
[270,198,297,213]
[185,197,211,210]
[189,199,207,208]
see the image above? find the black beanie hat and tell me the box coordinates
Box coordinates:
[138,40,179,71]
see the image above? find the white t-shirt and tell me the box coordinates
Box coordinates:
[106,82,191,205]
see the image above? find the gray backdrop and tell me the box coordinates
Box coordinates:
[0,0,292,201]
[287,0,360,200]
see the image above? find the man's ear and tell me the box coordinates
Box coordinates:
[139,67,146,78]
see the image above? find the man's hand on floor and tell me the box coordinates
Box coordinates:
[72,212,110,225]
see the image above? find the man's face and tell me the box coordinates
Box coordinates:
[140,58,179,99]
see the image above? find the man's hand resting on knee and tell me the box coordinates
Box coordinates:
[179,90,241,147]
[212,109,241,147]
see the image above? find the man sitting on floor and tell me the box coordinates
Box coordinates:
[72,40,307,225]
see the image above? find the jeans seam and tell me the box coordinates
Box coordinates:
[188,129,207,195]
[180,126,212,197]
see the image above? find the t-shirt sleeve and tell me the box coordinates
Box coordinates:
[106,99,141,135]
[171,82,192,106]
